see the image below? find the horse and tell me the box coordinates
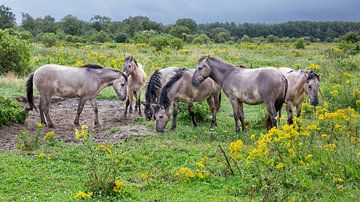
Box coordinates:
[123,55,146,117]
[153,68,221,133]
[144,67,180,120]
[26,64,128,128]
[279,67,320,124]
[192,56,288,132]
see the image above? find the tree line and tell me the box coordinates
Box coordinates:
[1,4,360,45]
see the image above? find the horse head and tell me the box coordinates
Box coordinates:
[192,55,211,87]
[123,55,138,76]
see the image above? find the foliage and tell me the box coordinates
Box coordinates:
[35,32,58,47]
[0,29,32,75]
[149,34,184,51]
[87,30,112,43]
[16,123,45,151]
[0,4,16,29]
[294,38,305,49]
[0,96,27,125]
[177,101,210,124]
[338,31,360,55]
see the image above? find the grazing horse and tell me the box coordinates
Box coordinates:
[123,55,146,117]
[144,67,180,120]
[279,67,320,124]
[153,68,221,133]
[192,56,288,132]
[26,64,128,128]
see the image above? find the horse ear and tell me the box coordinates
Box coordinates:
[206,55,210,60]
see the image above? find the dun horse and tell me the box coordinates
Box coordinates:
[192,56,288,132]
[279,67,320,124]
[123,55,146,117]
[144,67,180,120]
[26,64,128,128]
[153,68,221,133]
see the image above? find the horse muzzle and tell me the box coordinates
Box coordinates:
[192,79,200,87]
[311,100,319,106]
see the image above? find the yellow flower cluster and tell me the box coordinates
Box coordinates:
[73,191,93,199]
[35,123,45,128]
[308,64,320,71]
[75,125,89,139]
[229,140,244,157]
[44,131,55,141]
[113,180,124,193]
[332,177,344,183]
[38,152,45,159]
[322,144,337,152]
[175,165,209,182]
[97,144,112,154]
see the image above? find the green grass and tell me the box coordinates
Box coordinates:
[0,42,359,201]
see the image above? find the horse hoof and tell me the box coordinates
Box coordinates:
[48,124,55,128]
[94,123,101,128]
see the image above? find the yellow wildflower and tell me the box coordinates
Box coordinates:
[342,71,352,78]
[44,131,55,141]
[305,154,313,161]
[176,167,194,182]
[356,100,360,106]
[250,134,256,139]
[195,162,205,169]
[276,163,285,170]
[75,125,89,139]
[357,151,360,157]
[333,177,344,183]
[38,152,45,159]
[35,123,45,128]
[229,140,244,156]
[73,191,93,199]
[322,144,337,152]
[98,144,112,154]
[288,148,296,157]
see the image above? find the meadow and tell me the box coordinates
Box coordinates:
[0,42,359,201]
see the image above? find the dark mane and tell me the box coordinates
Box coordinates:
[159,68,186,109]
[146,70,162,104]
[307,70,320,81]
[80,64,104,69]
[198,55,236,68]
[124,55,138,67]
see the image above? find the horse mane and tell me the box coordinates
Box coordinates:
[124,55,138,67]
[146,70,162,103]
[80,64,104,69]
[198,55,236,68]
[159,68,187,109]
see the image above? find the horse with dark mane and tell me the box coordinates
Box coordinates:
[192,56,288,132]
[26,64,128,128]
[153,68,221,133]
[144,67,179,120]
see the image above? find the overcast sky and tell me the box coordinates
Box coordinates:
[2,0,360,24]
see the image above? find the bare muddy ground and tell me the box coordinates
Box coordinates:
[0,97,153,151]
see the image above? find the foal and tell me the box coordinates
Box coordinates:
[279,67,320,124]
[123,55,146,117]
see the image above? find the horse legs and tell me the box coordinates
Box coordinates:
[135,90,142,116]
[74,98,86,126]
[90,98,100,127]
[206,97,217,127]
[229,96,240,133]
[38,97,46,125]
[286,102,294,125]
[296,103,302,118]
[170,102,179,130]
[265,101,278,129]
[42,94,54,128]
[129,91,134,113]
[188,102,197,127]
[238,101,246,132]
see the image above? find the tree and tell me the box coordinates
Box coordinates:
[90,15,111,32]
[0,5,16,29]
[210,27,231,43]
[193,34,211,44]
[169,25,191,39]
[60,15,89,36]
[122,16,162,36]
[175,18,197,33]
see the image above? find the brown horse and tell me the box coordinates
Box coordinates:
[144,67,180,120]
[123,55,146,117]
[192,56,288,132]
[153,68,221,133]
[279,67,320,124]
[26,64,128,128]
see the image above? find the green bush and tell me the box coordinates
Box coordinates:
[177,101,210,124]
[0,96,28,125]
[35,32,58,47]
[87,31,112,43]
[149,34,183,51]
[193,34,211,44]
[0,29,32,75]
[294,39,305,49]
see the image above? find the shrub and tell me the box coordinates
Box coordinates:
[0,96,28,125]
[177,101,210,124]
[112,32,127,43]
[35,32,58,47]
[87,31,112,43]
[193,34,211,44]
[294,39,305,49]
[16,123,44,151]
[149,34,183,51]
[0,29,32,75]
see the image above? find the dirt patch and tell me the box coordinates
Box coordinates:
[0,97,154,151]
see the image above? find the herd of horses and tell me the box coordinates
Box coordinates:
[25,55,320,133]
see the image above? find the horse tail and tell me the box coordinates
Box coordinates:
[265,76,288,129]
[217,92,221,111]
[26,73,37,111]
[275,76,288,113]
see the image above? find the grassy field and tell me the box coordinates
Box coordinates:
[0,42,359,201]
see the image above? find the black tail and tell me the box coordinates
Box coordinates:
[217,92,221,111]
[275,76,288,113]
[265,76,288,129]
[26,73,36,111]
